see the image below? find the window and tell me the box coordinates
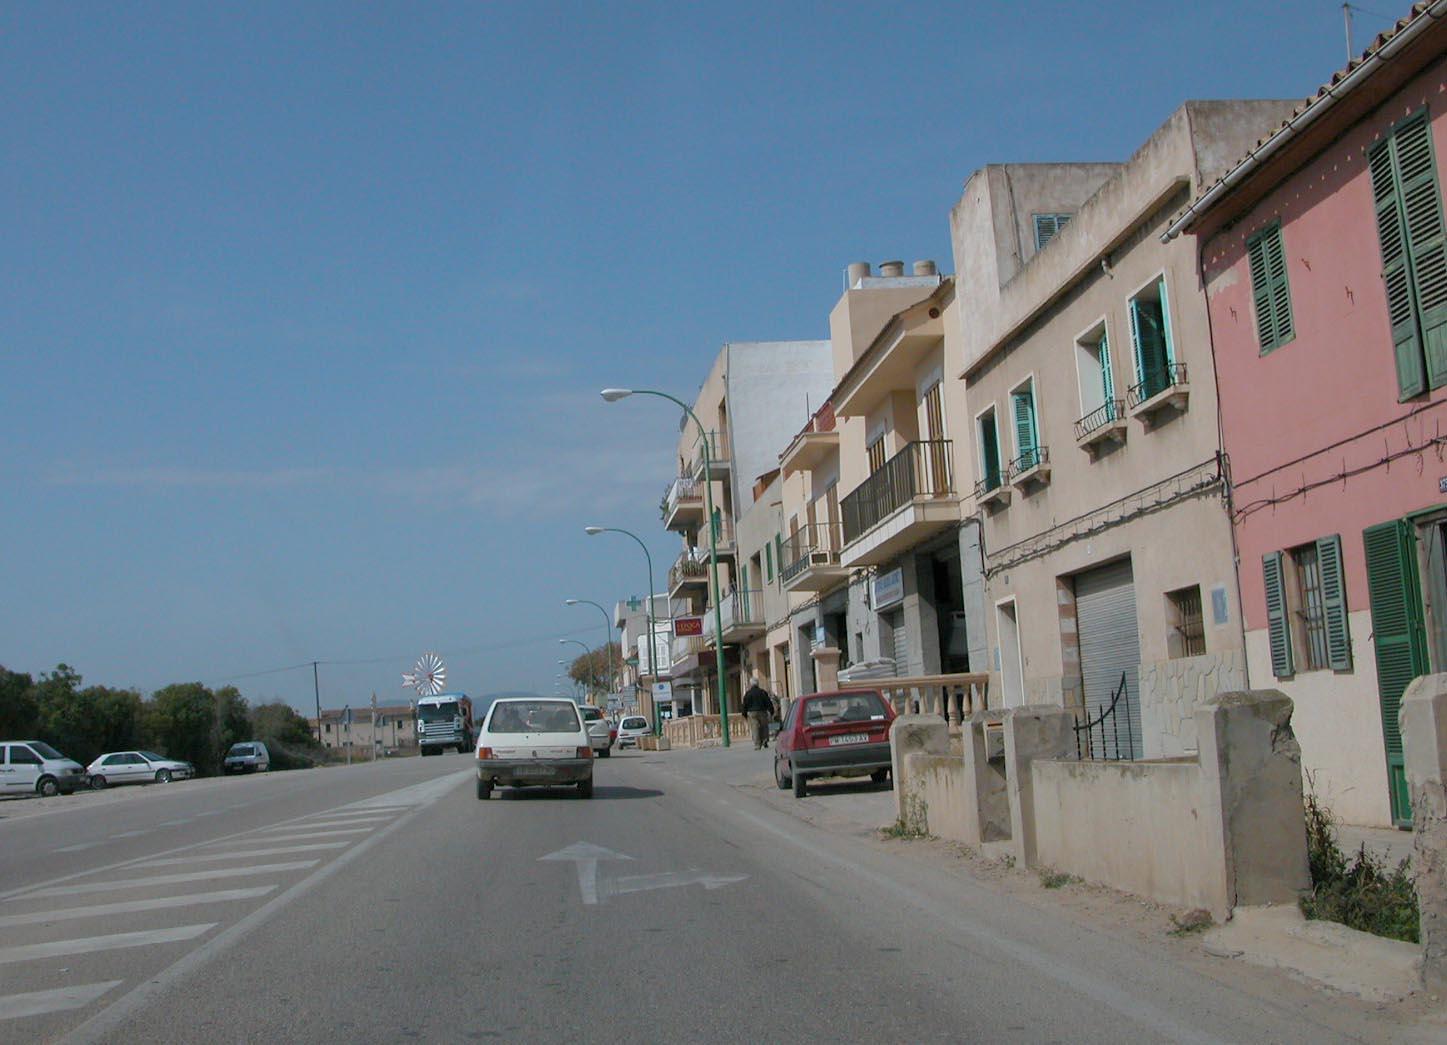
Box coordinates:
[1074,322,1118,429]
[977,409,1002,491]
[1262,535,1351,678]
[765,540,773,581]
[1369,110,1447,398]
[1010,380,1040,471]
[1247,222,1294,353]
[866,434,886,475]
[1033,213,1072,249]
[1128,276,1176,401]
[10,746,41,765]
[1166,586,1206,658]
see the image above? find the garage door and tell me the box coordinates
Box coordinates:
[1074,558,1141,759]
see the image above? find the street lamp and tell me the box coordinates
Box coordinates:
[559,637,597,701]
[601,387,731,746]
[565,598,616,697]
[586,525,666,735]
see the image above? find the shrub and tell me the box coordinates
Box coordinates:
[1299,790,1418,944]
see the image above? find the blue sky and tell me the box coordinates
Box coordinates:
[0,1,1373,710]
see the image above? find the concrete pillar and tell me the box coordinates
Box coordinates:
[958,520,989,676]
[811,646,841,692]
[1002,706,1076,867]
[889,715,949,828]
[960,710,1010,843]
[1196,690,1310,920]
[1402,674,1447,992]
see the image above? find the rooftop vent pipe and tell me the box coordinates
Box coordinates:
[913,260,937,276]
[879,260,905,277]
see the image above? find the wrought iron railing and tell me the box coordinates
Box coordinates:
[1007,444,1050,479]
[691,429,730,474]
[719,589,763,632]
[1073,672,1137,761]
[1074,399,1125,440]
[662,476,703,520]
[972,470,1004,499]
[1127,362,1187,408]
[841,439,953,544]
[668,551,709,590]
[780,522,843,582]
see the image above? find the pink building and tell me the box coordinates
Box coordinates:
[1171,1,1447,827]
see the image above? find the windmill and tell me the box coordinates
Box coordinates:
[402,652,447,697]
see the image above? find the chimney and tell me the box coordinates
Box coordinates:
[846,261,872,287]
[879,260,905,277]
[913,260,937,276]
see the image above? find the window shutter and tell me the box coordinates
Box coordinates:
[1370,133,1427,398]
[1249,224,1295,352]
[1248,232,1276,348]
[1262,552,1293,678]
[765,541,773,581]
[980,415,1001,487]
[1129,297,1147,385]
[1395,114,1447,388]
[1316,534,1351,671]
[1158,277,1176,368]
[1265,225,1295,347]
[1012,388,1037,464]
[1099,330,1115,405]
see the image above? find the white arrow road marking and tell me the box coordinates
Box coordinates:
[18,861,321,900]
[0,924,216,965]
[135,842,350,867]
[538,843,634,906]
[0,981,122,1021]
[608,870,750,897]
[0,888,277,929]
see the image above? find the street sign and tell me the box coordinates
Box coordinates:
[342,705,352,726]
[674,616,703,637]
[652,681,673,702]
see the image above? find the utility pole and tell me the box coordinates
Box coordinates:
[371,691,378,762]
[312,661,321,742]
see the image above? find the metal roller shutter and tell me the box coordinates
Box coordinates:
[1074,558,1142,759]
[883,609,909,677]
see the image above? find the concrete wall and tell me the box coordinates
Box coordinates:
[1139,648,1246,757]
[1402,673,1447,992]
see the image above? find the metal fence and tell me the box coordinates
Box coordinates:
[1073,672,1137,760]
[841,440,953,544]
[1127,361,1187,408]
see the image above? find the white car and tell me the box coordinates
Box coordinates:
[615,715,651,748]
[579,705,614,757]
[1,740,87,796]
[475,698,594,800]
[87,750,195,788]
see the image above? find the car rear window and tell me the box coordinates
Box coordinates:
[488,700,581,734]
[621,717,647,729]
[228,744,255,756]
[803,692,888,725]
[580,707,604,721]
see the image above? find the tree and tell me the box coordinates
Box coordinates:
[566,642,621,700]
[146,682,236,775]
[250,701,321,769]
[0,666,38,737]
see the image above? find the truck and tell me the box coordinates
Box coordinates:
[415,692,474,755]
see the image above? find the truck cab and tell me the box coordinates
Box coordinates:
[416,692,474,755]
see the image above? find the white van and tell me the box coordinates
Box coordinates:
[1,741,88,797]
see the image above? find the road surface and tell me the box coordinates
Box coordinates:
[0,751,1414,1043]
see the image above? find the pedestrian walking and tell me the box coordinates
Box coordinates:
[742,676,772,750]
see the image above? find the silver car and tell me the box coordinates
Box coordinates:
[223,741,271,774]
[579,705,614,757]
[87,750,194,788]
[615,715,651,748]
[475,698,593,800]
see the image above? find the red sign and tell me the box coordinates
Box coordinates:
[673,616,703,637]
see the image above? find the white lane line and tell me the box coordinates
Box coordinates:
[0,981,123,1021]
[0,888,277,928]
[54,842,102,854]
[0,924,216,965]
[158,819,190,827]
[239,826,376,841]
[329,804,410,815]
[135,842,350,867]
[192,810,221,817]
[261,817,392,831]
[19,862,321,899]
[109,831,148,839]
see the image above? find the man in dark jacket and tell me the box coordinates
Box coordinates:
[741,677,773,750]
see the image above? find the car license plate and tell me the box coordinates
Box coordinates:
[829,733,869,746]
[514,765,550,776]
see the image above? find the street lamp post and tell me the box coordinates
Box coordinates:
[565,599,616,698]
[558,638,591,700]
[602,387,731,746]
[585,525,665,735]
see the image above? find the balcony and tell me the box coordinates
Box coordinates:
[1008,445,1051,491]
[716,589,765,642]
[973,472,1011,510]
[780,402,838,476]
[661,476,705,531]
[781,521,849,592]
[667,549,709,596]
[689,429,731,481]
[705,510,737,559]
[840,440,959,567]
[1128,362,1189,428]
[670,633,715,677]
[1075,399,1128,453]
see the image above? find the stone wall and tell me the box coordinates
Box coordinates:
[1138,649,1246,758]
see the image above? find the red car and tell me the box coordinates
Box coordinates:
[773,689,896,798]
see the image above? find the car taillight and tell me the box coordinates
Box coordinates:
[476,747,494,760]
[576,746,593,759]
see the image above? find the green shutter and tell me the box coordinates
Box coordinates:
[1157,277,1176,368]
[1012,388,1037,468]
[1371,129,1427,398]
[1363,519,1427,825]
[1316,534,1351,671]
[1130,292,1170,397]
[1263,552,1294,679]
[765,541,773,581]
[774,535,783,581]
[1129,297,1147,391]
[1248,223,1295,353]
[1395,114,1447,387]
[1099,330,1115,409]
[981,414,1001,488]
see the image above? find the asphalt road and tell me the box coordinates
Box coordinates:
[0,751,1409,1043]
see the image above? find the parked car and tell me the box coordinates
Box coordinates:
[87,750,195,788]
[579,705,615,757]
[773,689,896,798]
[1,740,88,797]
[474,698,593,800]
[223,741,271,774]
[615,715,651,748]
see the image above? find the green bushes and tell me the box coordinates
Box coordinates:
[1300,790,1418,944]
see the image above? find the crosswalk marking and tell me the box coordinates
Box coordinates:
[0,981,122,1021]
[0,888,277,928]
[136,842,350,867]
[53,842,102,853]
[19,861,321,900]
[263,816,392,831]
[244,826,376,840]
[0,924,216,965]
[110,830,149,839]
[330,804,410,814]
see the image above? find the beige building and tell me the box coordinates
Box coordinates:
[312,703,416,754]
[951,101,1297,757]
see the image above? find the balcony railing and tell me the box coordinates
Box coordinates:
[718,589,764,635]
[690,429,730,476]
[1074,399,1125,441]
[972,470,1003,499]
[661,476,704,521]
[1127,362,1188,409]
[668,550,709,591]
[841,440,953,545]
[781,521,843,583]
